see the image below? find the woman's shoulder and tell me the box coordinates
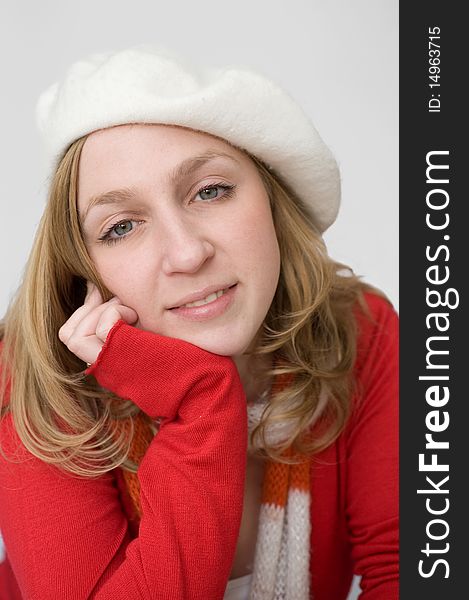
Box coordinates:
[0,346,22,461]
[338,288,399,440]
[0,339,11,402]
[357,288,398,322]
[352,289,399,377]
[354,289,398,340]
[0,339,16,453]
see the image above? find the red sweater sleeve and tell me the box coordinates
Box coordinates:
[346,293,399,598]
[0,321,247,599]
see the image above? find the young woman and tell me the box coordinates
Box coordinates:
[0,46,398,599]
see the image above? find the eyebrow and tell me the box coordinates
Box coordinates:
[80,150,240,224]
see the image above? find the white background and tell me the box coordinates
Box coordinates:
[0,2,398,597]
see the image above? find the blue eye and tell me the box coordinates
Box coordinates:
[99,219,140,245]
[194,183,235,202]
[198,187,219,201]
[113,221,133,236]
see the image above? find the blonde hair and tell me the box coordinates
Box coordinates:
[0,133,385,475]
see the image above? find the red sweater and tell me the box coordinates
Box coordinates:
[0,292,398,599]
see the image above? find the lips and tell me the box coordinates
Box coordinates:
[167,283,237,310]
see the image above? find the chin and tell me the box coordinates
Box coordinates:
[188,339,245,357]
[181,331,252,358]
[138,319,256,357]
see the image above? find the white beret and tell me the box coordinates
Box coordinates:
[36,44,340,233]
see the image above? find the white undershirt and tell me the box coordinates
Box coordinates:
[223,573,253,600]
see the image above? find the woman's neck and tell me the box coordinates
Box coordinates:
[233,353,273,404]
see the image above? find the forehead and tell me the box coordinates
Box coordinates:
[77,123,248,205]
[80,123,245,173]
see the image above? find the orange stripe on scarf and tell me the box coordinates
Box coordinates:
[120,411,154,519]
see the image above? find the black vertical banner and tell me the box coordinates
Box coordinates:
[400,3,466,598]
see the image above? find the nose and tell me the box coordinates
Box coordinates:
[159,217,215,275]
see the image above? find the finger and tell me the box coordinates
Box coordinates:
[78,337,106,367]
[84,282,104,308]
[59,296,121,344]
[66,299,135,349]
[67,303,138,364]
[59,285,104,341]
[95,304,139,342]
[61,302,120,363]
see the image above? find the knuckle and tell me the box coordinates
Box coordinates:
[58,324,69,343]
[66,335,82,356]
[96,308,118,340]
[96,324,110,341]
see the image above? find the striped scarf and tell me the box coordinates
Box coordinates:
[121,372,312,600]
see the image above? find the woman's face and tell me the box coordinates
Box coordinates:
[77,124,280,356]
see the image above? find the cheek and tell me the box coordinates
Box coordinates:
[235,204,280,284]
[90,252,149,299]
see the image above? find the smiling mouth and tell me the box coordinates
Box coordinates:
[170,284,237,310]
